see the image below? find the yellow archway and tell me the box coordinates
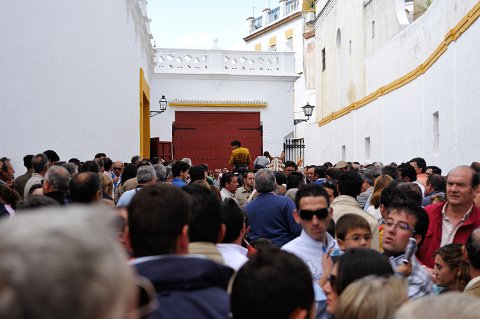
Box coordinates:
[139,68,150,159]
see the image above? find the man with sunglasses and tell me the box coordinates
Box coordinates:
[383,199,432,299]
[111,160,123,191]
[282,184,338,319]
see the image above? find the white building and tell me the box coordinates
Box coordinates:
[305,0,480,170]
[244,0,317,141]
[1,0,155,170]
[1,0,298,171]
[150,48,299,169]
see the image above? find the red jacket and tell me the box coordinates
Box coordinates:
[417,201,480,268]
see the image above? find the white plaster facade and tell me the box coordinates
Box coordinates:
[1,0,154,170]
[151,48,299,157]
[244,0,316,138]
[305,0,480,171]
[1,1,299,171]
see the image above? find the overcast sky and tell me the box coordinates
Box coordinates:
[148,0,272,50]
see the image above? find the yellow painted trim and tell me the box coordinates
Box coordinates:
[139,68,151,158]
[170,103,267,108]
[255,43,262,51]
[302,0,314,12]
[269,36,277,46]
[285,28,293,39]
[318,1,480,127]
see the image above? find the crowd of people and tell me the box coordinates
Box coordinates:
[1,147,480,319]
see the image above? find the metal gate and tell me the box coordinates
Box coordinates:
[283,138,304,163]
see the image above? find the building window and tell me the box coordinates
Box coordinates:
[255,43,262,51]
[336,28,341,52]
[286,37,293,50]
[433,111,439,155]
[365,137,371,161]
[372,20,375,39]
[269,36,277,52]
[342,145,346,161]
[322,48,326,71]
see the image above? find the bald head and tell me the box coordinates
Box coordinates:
[112,161,124,177]
[446,166,478,208]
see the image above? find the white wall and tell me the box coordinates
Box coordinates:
[244,4,310,139]
[150,73,298,158]
[305,0,480,171]
[314,0,366,118]
[0,0,153,172]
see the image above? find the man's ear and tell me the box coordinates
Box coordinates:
[293,210,301,224]
[177,225,189,254]
[217,223,226,243]
[95,190,102,201]
[462,245,470,263]
[42,180,49,193]
[288,308,308,319]
[337,239,346,251]
[124,226,134,256]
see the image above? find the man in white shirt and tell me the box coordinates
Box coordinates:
[220,172,239,203]
[282,184,337,319]
[217,198,248,271]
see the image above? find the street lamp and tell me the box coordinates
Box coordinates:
[294,102,315,125]
[150,95,167,118]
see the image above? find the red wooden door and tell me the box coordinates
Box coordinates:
[172,111,262,171]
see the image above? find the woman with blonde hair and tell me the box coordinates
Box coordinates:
[367,174,393,220]
[101,173,114,198]
[336,275,407,319]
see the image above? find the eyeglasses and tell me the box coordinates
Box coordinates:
[344,234,372,242]
[125,276,157,319]
[113,167,123,171]
[299,208,329,220]
[383,219,416,233]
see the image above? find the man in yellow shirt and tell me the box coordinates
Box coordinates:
[229,140,251,173]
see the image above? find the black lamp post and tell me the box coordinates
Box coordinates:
[150,95,167,118]
[294,102,315,125]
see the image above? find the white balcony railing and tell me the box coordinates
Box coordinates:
[154,48,296,75]
[248,0,300,34]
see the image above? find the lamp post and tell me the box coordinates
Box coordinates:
[150,95,167,118]
[294,102,315,125]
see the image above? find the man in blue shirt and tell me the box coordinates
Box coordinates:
[245,169,301,247]
[171,160,190,188]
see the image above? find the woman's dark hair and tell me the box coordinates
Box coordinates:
[434,243,470,291]
[335,248,394,295]
[120,164,138,186]
[0,184,21,210]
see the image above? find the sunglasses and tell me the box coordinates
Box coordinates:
[125,276,157,319]
[299,208,329,220]
[113,167,123,171]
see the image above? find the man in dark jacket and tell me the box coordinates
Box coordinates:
[128,184,233,319]
[43,165,71,205]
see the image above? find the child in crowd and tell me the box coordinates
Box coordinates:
[319,214,373,288]
[335,213,372,251]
